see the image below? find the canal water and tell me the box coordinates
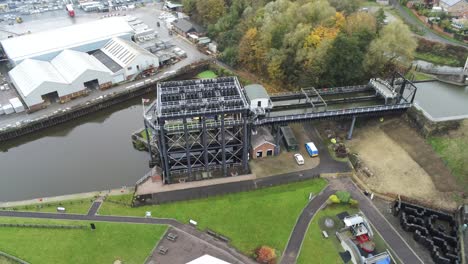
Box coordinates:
[414,81,468,121]
[0,97,152,202]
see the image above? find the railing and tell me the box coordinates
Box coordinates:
[164,119,245,131]
[270,85,370,98]
[255,103,411,125]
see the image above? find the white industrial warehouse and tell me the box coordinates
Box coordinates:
[1,17,134,66]
[5,17,160,112]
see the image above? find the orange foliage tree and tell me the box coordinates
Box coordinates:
[255,246,276,264]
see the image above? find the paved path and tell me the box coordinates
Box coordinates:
[280,185,335,264]
[333,177,424,264]
[87,200,102,216]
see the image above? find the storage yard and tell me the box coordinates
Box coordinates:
[0,2,209,130]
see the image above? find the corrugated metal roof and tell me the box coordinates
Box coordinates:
[9,59,67,97]
[101,37,157,67]
[51,50,111,83]
[441,0,463,6]
[1,17,134,63]
[244,84,270,100]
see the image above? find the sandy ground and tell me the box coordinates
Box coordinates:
[249,124,320,178]
[347,119,457,210]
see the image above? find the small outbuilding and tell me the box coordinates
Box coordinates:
[244,84,272,110]
[251,127,277,159]
[172,19,204,37]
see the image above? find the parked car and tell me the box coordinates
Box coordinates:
[294,153,304,165]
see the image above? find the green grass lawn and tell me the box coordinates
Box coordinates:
[297,204,358,264]
[0,217,167,264]
[100,178,328,256]
[297,204,400,264]
[196,70,218,79]
[1,198,94,215]
[414,52,462,67]
[429,130,468,192]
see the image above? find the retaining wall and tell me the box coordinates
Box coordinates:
[135,170,321,205]
[404,106,462,138]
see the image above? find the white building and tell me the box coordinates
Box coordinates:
[1,17,134,66]
[244,84,272,110]
[9,50,113,111]
[94,37,159,82]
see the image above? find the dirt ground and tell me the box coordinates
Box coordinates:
[249,124,320,178]
[346,118,458,210]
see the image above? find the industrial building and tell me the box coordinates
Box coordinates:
[9,49,113,111]
[94,37,159,82]
[1,17,134,66]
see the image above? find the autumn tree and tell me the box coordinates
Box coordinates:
[239,28,266,73]
[196,0,226,25]
[364,21,417,76]
[256,246,276,264]
[345,12,377,36]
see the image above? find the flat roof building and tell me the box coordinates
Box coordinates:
[1,17,134,65]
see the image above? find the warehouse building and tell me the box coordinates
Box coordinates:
[9,50,113,111]
[93,37,159,82]
[1,17,134,66]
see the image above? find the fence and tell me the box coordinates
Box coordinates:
[0,223,87,229]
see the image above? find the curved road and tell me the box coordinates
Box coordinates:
[390,0,466,47]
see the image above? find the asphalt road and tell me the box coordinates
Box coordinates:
[87,201,102,216]
[389,0,466,47]
[280,186,335,264]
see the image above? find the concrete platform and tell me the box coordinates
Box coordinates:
[136,174,256,196]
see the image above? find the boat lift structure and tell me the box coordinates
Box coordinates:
[144,73,417,184]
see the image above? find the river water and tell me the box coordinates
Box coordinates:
[0,97,151,202]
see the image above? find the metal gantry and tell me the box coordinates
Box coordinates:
[144,72,417,184]
[145,77,250,184]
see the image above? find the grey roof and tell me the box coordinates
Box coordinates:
[441,0,464,6]
[244,84,270,101]
[92,50,123,73]
[173,19,196,33]
[251,127,276,149]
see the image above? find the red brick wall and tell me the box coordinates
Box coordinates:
[251,143,275,159]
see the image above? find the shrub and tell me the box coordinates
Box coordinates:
[328,195,341,204]
[336,191,351,203]
[350,199,359,207]
[255,246,276,264]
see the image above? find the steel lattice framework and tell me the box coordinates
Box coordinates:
[144,77,250,183]
[143,72,417,184]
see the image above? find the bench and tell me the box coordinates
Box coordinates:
[158,246,168,255]
[322,230,329,238]
[166,232,178,242]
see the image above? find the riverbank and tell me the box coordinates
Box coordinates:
[0,60,212,143]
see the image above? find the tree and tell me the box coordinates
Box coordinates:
[196,0,226,25]
[256,246,276,264]
[328,0,362,15]
[182,0,197,16]
[220,46,239,66]
[375,8,386,31]
[345,12,377,36]
[364,21,417,76]
[238,28,266,73]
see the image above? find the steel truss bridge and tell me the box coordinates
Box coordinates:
[143,73,417,184]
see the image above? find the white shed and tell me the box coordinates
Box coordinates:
[9,97,25,113]
[244,84,272,109]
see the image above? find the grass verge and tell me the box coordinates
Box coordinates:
[414,52,462,67]
[428,132,468,193]
[100,178,328,256]
[1,198,94,215]
[196,70,218,79]
[297,204,358,264]
[0,217,167,264]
